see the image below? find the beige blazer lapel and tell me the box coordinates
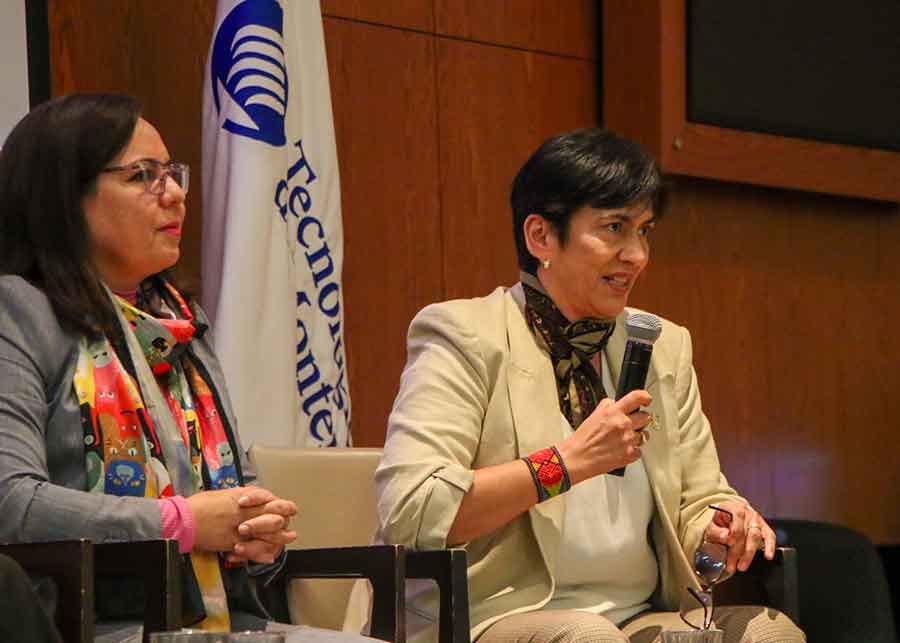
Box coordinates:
[606,314,689,605]
[503,286,566,577]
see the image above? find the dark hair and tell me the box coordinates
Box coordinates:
[0,93,142,335]
[511,128,663,273]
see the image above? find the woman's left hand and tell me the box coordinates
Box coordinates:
[225,538,289,565]
[702,499,776,574]
[226,489,298,564]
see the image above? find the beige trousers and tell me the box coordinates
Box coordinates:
[477,606,805,643]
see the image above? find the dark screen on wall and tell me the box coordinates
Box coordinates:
[687,1,900,152]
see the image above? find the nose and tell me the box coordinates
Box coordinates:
[159,174,187,207]
[619,230,649,265]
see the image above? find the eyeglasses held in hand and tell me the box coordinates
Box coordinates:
[102,159,190,195]
[680,504,733,630]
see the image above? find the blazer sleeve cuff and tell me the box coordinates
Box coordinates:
[415,465,474,551]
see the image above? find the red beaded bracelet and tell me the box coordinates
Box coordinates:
[522,446,572,502]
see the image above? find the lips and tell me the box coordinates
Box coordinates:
[602,273,634,293]
[158,222,182,237]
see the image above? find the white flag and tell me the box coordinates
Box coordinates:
[201,0,350,448]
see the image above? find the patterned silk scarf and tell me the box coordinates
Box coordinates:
[73,281,238,631]
[521,271,616,429]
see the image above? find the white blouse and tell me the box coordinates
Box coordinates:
[545,351,658,625]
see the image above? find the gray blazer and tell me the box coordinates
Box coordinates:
[0,275,256,544]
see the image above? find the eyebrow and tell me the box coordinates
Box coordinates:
[121,157,172,166]
[596,211,658,224]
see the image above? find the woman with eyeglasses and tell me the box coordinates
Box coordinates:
[0,94,373,641]
[371,130,805,642]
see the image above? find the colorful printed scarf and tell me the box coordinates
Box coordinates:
[74,281,239,631]
[521,271,615,429]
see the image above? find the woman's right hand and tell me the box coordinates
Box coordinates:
[556,389,652,484]
[186,486,297,554]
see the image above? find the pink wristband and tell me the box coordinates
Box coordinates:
[158,495,197,554]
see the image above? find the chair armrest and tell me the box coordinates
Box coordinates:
[716,546,799,623]
[259,545,405,643]
[0,540,94,643]
[406,550,470,643]
[94,540,182,641]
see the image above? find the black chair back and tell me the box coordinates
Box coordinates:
[771,518,898,643]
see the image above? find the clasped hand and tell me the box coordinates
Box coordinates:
[186,486,298,564]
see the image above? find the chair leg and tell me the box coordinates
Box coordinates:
[94,540,182,642]
[406,549,471,643]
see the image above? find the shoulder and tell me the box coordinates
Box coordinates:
[0,275,54,313]
[0,275,78,378]
[0,275,67,338]
[410,286,513,347]
[403,287,517,383]
[412,286,511,330]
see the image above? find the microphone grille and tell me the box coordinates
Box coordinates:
[625,312,662,343]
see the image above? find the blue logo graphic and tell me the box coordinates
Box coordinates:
[211,0,287,146]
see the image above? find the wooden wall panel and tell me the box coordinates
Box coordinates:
[321,0,433,32]
[631,178,900,542]
[323,18,442,446]
[438,39,596,299]
[435,0,595,59]
[629,181,780,513]
[48,1,131,94]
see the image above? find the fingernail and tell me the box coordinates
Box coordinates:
[238,524,250,536]
[234,543,244,554]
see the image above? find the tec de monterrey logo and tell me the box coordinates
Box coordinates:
[211,0,287,147]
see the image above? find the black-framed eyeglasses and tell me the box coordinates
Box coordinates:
[680,504,733,630]
[683,585,715,631]
[101,159,190,195]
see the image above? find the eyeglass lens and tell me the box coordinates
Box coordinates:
[694,541,729,587]
[140,161,189,195]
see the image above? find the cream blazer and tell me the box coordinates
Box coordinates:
[370,284,740,642]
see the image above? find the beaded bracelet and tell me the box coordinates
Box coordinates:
[522,446,572,503]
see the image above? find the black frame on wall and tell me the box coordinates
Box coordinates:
[25,0,50,107]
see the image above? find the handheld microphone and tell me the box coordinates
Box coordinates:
[609,312,662,476]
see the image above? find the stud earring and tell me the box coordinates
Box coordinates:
[542,258,551,269]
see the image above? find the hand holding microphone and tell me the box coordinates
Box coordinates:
[555,312,662,483]
[609,312,662,476]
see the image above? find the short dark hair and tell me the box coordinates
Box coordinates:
[511,128,662,273]
[0,93,141,335]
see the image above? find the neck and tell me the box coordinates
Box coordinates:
[110,286,139,305]
[529,268,581,322]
